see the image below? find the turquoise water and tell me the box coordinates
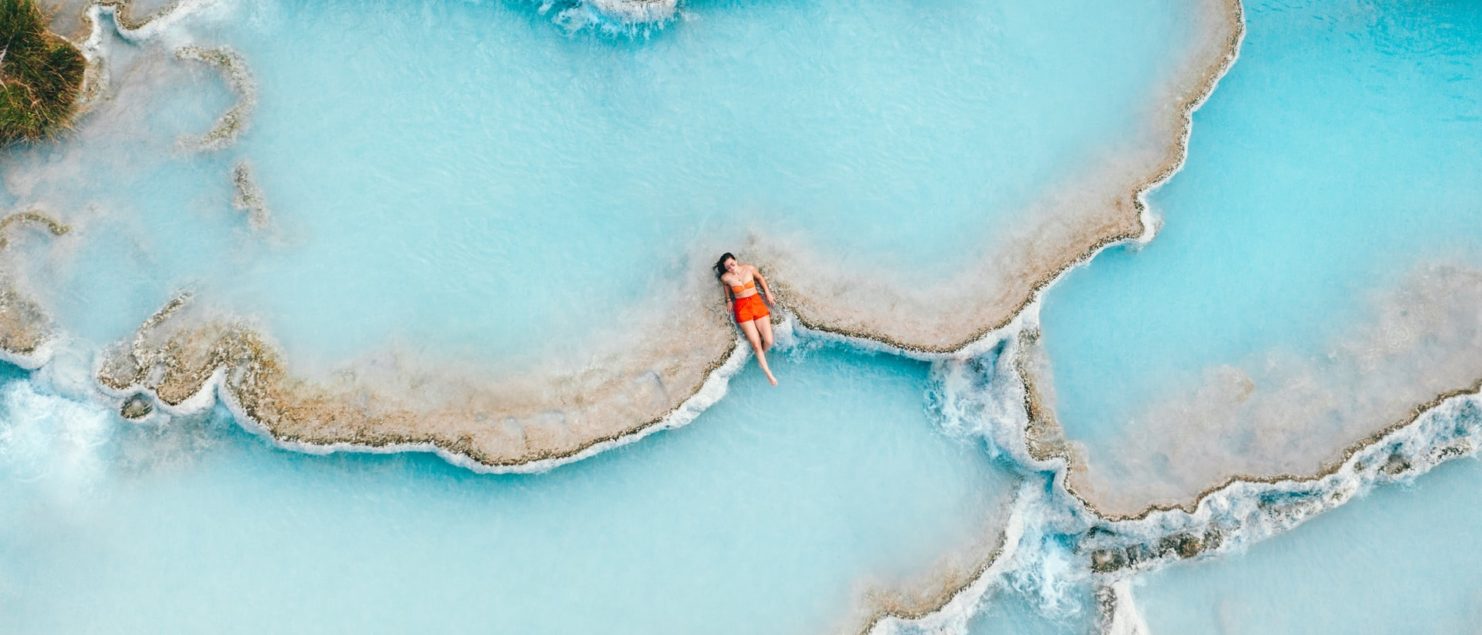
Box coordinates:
[1037,0,1482,509]
[3,0,1481,632]
[4,0,1201,370]
[1044,0,1482,429]
[1137,457,1482,633]
[0,346,1015,633]
[0,31,240,347]
[966,585,1093,635]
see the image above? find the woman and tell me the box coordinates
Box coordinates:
[715,252,778,386]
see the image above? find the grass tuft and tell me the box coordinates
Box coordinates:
[0,0,85,144]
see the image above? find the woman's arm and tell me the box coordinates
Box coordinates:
[720,279,734,310]
[752,266,775,304]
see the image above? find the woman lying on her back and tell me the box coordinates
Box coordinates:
[714,252,778,386]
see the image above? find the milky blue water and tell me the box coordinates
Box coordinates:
[0,346,1015,633]
[1042,0,1482,440]
[4,0,1482,632]
[6,0,1203,370]
[1137,457,1482,633]
[966,586,1093,635]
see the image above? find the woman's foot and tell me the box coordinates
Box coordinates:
[766,371,778,386]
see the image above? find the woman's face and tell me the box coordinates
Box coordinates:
[723,258,738,274]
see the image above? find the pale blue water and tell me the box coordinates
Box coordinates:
[0,346,1014,633]
[1041,0,1482,438]
[4,0,1202,368]
[3,0,1481,632]
[966,586,1093,635]
[1137,457,1482,633]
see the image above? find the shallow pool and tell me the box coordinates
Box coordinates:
[0,345,1015,633]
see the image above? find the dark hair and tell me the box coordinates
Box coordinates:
[713,252,736,279]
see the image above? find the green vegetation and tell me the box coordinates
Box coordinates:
[0,0,85,143]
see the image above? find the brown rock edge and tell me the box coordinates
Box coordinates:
[1018,342,1482,523]
[2,0,1246,478]
[0,212,69,362]
[768,0,1246,355]
[12,1,1480,631]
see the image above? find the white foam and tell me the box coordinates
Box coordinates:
[8,3,1473,630]
[209,339,749,475]
[1100,389,1480,556]
[95,0,223,44]
[1061,264,1482,517]
[16,0,1247,482]
[1102,580,1150,635]
[0,380,113,498]
[6,274,1480,635]
[870,328,1482,633]
[0,338,53,370]
[866,479,1040,635]
[545,0,680,34]
[924,332,1045,467]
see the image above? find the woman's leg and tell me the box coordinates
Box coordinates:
[738,319,778,386]
[755,314,774,351]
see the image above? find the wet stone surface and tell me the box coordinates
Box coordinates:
[120,394,154,420]
[1381,453,1411,476]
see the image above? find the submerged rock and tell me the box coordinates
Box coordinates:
[1174,533,1203,559]
[1434,442,1471,462]
[1090,548,1127,573]
[120,394,153,420]
[1202,527,1225,552]
[1148,532,1206,561]
[1124,542,1157,568]
[1381,453,1411,476]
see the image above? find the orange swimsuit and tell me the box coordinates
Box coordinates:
[729,280,770,323]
